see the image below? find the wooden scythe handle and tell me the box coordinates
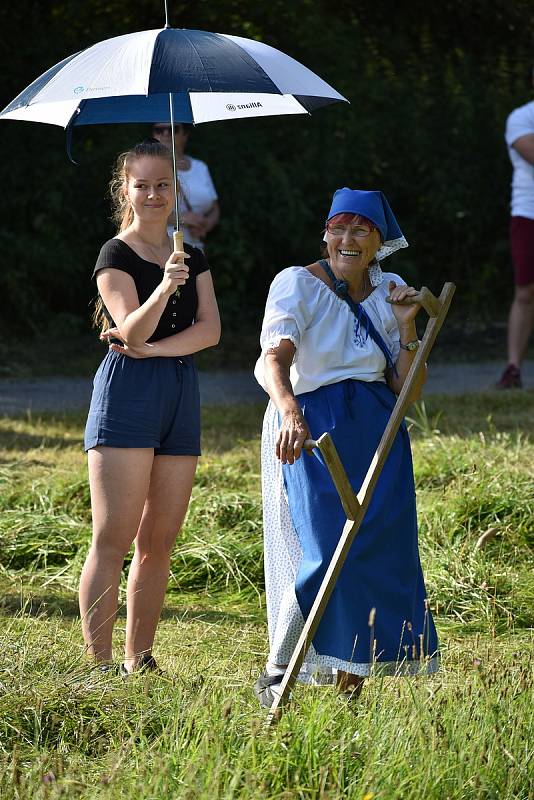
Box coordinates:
[304,438,359,519]
[385,286,441,318]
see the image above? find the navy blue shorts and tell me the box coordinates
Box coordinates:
[84,351,200,456]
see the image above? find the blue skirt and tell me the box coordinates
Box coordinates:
[281,379,438,673]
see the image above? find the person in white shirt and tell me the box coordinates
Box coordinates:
[252,188,439,710]
[151,122,219,251]
[497,70,534,389]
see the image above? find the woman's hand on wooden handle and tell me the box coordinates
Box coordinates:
[386,283,441,317]
[387,281,421,325]
[276,408,311,465]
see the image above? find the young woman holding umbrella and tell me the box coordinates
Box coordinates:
[81,138,220,674]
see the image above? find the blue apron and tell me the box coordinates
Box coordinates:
[282,378,438,668]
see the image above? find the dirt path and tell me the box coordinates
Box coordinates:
[0,361,532,415]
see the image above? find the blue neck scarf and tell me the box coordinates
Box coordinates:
[319,259,395,373]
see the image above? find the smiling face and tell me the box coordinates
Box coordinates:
[325,213,382,277]
[124,156,175,224]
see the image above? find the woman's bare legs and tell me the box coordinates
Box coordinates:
[123,455,197,671]
[80,447,154,661]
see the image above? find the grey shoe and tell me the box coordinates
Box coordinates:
[253,669,287,709]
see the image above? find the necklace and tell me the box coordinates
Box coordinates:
[134,235,172,269]
[349,269,371,303]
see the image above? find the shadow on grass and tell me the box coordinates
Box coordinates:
[0,432,83,453]
[0,411,86,454]
[0,590,258,626]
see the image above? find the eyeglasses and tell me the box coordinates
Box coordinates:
[326,222,375,238]
[152,125,174,135]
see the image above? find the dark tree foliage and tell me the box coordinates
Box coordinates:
[1,0,534,337]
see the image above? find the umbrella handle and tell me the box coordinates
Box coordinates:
[173,230,184,298]
[173,230,184,253]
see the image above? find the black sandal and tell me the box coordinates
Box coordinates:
[96,662,120,676]
[121,653,162,677]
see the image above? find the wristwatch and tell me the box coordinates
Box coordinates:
[399,339,419,351]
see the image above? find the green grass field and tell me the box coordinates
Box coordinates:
[0,395,533,799]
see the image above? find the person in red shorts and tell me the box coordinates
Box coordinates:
[497,69,534,389]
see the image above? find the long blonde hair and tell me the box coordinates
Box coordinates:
[93,139,175,332]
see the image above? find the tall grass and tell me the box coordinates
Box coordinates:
[0,394,533,798]
[1,615,532,799]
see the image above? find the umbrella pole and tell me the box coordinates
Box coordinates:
[168,92,183,255]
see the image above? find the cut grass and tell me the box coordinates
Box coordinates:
[0,393,533,798]
[2,396,532,627]
[0,612,532,799]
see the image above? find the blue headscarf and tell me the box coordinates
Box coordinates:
[326,188,408,260]
[323,188,409,371]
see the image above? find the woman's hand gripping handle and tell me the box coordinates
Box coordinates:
[161,230,189,299]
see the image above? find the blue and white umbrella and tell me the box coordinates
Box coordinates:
[0,28,347,128]
[0,25,347,230]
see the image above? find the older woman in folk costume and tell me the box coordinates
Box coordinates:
[253,188,439,707]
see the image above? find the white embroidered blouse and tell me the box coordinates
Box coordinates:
[254,266,406,396]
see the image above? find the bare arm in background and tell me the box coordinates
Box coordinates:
[512,133,534,164]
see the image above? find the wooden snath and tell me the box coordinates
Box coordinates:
[266,282,456,725]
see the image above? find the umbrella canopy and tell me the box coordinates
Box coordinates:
[0,28,347,128]
[1,26,347,235]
